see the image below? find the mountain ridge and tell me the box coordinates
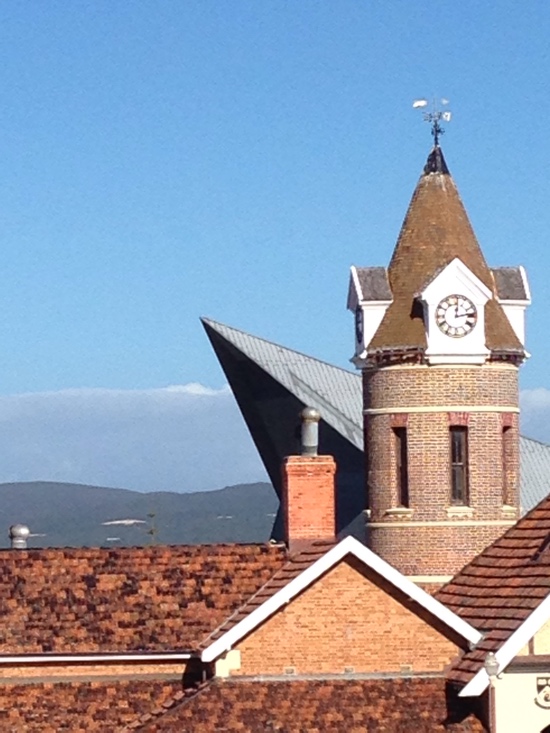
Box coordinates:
[0,480,278,548]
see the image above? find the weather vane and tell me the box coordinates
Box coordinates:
[413,98,452,146]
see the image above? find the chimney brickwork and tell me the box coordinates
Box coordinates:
[282,455,336,550]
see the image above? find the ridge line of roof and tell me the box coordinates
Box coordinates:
[201,317,358,378]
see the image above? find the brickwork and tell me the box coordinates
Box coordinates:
[232,556,462,676]
[364,364,519,409]
[363,364,520,576]
[368,524,510,577]
[282,455,336,549]
[502,415,519,506]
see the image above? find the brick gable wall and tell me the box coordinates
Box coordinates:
[231,556,462,676]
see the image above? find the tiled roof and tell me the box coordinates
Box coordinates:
[0,543,287,653]
[0,678,180,733]
[127,677,485,732]
[435,493,550,686]
[368,146,523,356]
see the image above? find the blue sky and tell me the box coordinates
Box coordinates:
[0,2,548,491]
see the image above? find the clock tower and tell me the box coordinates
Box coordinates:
[347,144,530,583]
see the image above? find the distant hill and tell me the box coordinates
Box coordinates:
[0,481,278,548]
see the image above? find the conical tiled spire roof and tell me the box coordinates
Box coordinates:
[368,146,523,357]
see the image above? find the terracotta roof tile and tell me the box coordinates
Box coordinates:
[0,678,181,732]
[368,147,523,357]
[436,492,550,685]
[0,543,287,653]
[128,678,485,732]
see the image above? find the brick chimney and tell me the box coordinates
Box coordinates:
[282,407,337,550]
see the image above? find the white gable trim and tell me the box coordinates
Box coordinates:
[421,257,492,302]
[201,535,481,663]
[520,265,532,304]
[460,591,550,698]
[347,265,363,310]
[0,652,192,664]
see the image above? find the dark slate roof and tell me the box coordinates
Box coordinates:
[353,267,392,301]
[0,678,180,733]
[368,147,523,357]
[0,543,287,653]
[127,678,485,732]
[435,493,550,687]
[492,267,529,301]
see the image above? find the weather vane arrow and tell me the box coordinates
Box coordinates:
[413,98,452,145]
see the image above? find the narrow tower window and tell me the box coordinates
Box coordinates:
[393,427,409,507]
[450,427,469,505]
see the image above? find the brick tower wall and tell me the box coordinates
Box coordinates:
[363,363,520,577]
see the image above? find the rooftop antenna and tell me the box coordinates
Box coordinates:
[412,97,452,146]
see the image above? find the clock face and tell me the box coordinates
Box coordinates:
[435,295,477,338]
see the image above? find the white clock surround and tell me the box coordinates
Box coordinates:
[421,258,492,365]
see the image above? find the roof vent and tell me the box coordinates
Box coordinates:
[300,406,320,456]
[9,524,30,550]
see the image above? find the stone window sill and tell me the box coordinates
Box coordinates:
[446,506,474,519]
[384,507,414,519]
[501,504,517,519]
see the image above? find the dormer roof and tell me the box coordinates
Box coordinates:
[347,266,392,309]
[492,266,530,302]
[368,146,523,358]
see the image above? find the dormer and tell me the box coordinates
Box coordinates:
[420,257,491,365]
[491,266,531,346]
[347,266,392,366]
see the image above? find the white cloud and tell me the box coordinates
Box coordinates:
[0,384,267,492]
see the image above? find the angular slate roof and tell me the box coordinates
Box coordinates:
[127,677,484,732]
[202,317,362,450]
[0,543,287,653]
[436,493,550,687]
[202,317,550,515]
[368,146,523,357]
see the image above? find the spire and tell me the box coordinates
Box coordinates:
[423,145,449,175]
[367,147,523,358]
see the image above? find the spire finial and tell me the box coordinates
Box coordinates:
[413,98,452,146]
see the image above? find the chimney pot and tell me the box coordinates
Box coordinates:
[9,524,30,550]
[300,406,320,456]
